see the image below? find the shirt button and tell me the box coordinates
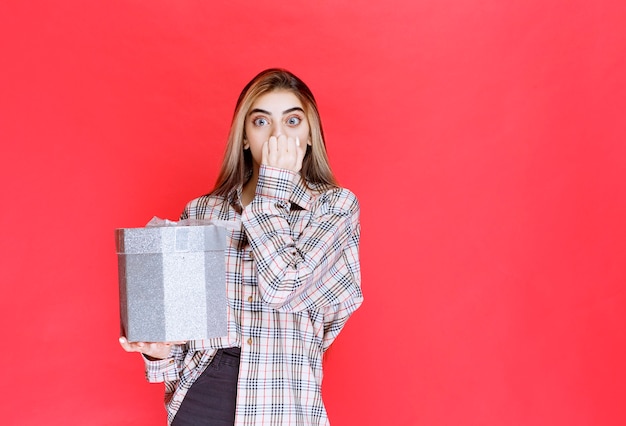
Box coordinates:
[248,296,253,302]
[248,251,254,260]
[247,338,253,345]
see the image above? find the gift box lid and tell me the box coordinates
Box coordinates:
[116,225,227,255]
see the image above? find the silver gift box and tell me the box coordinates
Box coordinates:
[116,224,228,342]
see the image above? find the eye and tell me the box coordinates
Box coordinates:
[252,117,269,127]
[286,116,301,126]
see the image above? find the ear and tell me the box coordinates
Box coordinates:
[243,139,250,150]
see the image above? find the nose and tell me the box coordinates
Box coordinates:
[271,121,285,137]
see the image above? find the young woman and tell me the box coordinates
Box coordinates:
[120,68,363,425]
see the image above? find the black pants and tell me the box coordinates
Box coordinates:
[171,347,241,426]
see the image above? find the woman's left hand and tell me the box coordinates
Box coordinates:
[118,336,185,360]
[262,135,306,173]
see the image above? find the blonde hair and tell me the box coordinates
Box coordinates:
[211,69,338,197]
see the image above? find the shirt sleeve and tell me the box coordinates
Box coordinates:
[241,165,363,314]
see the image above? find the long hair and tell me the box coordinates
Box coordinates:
[211,69,338,197]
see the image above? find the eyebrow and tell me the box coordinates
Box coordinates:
[248,107,305,116]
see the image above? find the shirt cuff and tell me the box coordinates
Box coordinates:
[255,165,298,202]
[143,355,180,382]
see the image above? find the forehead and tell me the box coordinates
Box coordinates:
[250,90,303,111]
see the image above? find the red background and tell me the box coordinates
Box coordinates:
[1,1,625,425]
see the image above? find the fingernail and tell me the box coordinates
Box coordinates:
[296,137,300,146]
[119,337,126,344]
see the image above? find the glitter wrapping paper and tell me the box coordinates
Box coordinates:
[116,224,228,342]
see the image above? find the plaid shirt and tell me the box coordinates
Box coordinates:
[144,165,362,425]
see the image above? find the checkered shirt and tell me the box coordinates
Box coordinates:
[144,165,363,425]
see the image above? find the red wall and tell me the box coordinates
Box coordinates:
[1,1,625,425]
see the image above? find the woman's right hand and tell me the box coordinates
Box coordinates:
[262,135,306,173]
[118,336,185,360]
